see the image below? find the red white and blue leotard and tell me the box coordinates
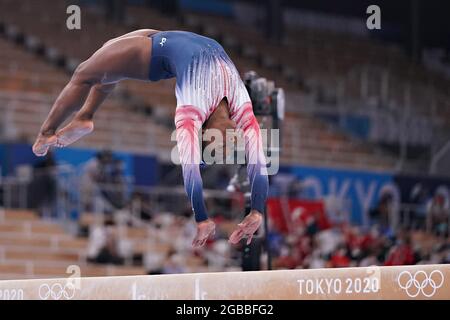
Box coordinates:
[148,31,268,222]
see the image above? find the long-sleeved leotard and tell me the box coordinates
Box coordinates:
[175,103,269,222]
[149,31,269,222]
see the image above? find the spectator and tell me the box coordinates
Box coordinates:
[273,245,298,269]
[162,250,186,274]
[426,190,449,237]
[305,250,327,269]
[329,246,351,268]
[416,242,447,265]
[315,227,343,257]
[384,233,415,266]
[80,150,128,212]
[130,191,154,221]
[87,218,125,265]
[359,250,381,267]
[205,239,231,269]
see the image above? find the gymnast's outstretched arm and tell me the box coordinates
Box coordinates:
[32,35,152,156]
[229,103,269,245]
[174,106,217,247]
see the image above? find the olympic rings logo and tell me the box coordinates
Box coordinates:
[397,270,444,298]
[38,282,77,300]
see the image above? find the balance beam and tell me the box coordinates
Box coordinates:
[0,264,448,300]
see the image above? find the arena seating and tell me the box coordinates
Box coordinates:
[181,10,450,146]
[0,39,66,95]
[78,212,211,271]
[0,36,176,156]
[0,1,448,286]
[0,207,232,279]
[0,209,147,279]
[0,0,401,171]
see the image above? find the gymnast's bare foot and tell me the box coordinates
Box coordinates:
[55,118,94,147]
[32,133,57,157]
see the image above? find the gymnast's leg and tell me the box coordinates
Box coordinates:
[32,36,151,156]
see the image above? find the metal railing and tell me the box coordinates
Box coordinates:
[2,163,448,239]
[0,164,245,229]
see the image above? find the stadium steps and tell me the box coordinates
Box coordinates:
[0,262,146,279]
[0,209,147,279]
[0,1,401,171]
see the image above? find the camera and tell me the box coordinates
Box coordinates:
[244,71,285,130]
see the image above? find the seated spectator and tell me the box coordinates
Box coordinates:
[291,233,312,267]
[329,246,351,268]
[87,218,125,265]
[129,191,154,221]
[426,190,449,238]
[344,225,375,262]
[305,250,327,269]
[315,227,344,257]
[273,245,298,269]
[162,250,186,274]
[144,251,166,275]
[80,150,128,213]
[359,253,380,267]
[384,233,415,266]
[416,242,447,265]
[205,239,232,269]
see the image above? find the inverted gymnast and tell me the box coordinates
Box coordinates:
[32,29,269,248]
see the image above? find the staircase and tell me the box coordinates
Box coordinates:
[0,209,146,280]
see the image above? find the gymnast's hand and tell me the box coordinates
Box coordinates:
[192,219,216,248]
[229,210,263,245]
[32,133,58,157]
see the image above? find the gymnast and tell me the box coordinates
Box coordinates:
[32,29,269,248]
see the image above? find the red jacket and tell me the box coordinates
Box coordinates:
[384,245,415,266]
